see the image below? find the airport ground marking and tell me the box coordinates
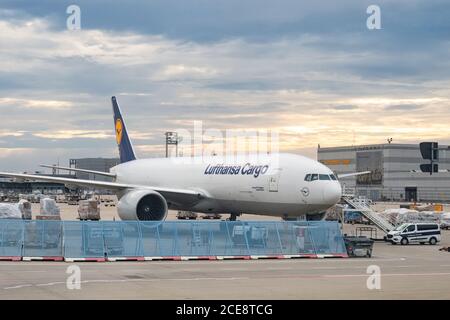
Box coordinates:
[2,276,251,291]
[4,271,450,292]
[324,272,450,278]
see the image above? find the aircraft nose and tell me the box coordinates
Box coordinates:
[323,182,342,205]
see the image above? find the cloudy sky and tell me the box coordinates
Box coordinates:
[1,0,449,171]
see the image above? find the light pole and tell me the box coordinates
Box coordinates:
[165,131,179,158]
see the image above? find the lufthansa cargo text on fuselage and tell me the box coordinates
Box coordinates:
[204,163,269,178]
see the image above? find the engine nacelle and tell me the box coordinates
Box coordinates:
[117,189,168,221]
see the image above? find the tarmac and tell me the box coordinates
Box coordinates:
[0,224,448,299]
[0,201,448,299]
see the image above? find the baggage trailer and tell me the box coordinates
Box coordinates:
[343,236,374,257]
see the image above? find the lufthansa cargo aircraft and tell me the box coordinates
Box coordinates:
[0,97,368,221]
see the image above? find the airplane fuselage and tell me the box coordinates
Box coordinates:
[111,153,342,218]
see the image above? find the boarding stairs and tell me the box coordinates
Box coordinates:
[342,196,394,234]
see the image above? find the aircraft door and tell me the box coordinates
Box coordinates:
[268,169,280,192]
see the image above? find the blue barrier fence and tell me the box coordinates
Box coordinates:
[0,220,347,259]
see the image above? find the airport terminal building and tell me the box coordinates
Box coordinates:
[318,143,450,202]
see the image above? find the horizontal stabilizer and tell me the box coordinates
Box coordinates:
[40,164,116,178]
[338,171,371,179]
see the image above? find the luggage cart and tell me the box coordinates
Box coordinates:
[343,236,374,257]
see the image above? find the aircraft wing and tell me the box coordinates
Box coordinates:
[337,171,371,178]
[0,172,204,201]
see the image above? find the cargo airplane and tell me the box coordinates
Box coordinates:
[0,97,369,221]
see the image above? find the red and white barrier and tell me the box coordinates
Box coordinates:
[216,255,251,260]
[144,256,182,261]
[64,257,106,262]
[317,253,349,258]
[1,254,348,262]
[22,256,64,261]
[180,256,217,261]
[250,255,285,260]
[0,256,22,261]
[107,257,145,262]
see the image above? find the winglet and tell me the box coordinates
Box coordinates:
[112,96,137,163]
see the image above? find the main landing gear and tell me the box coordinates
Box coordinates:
[228,213,241,221]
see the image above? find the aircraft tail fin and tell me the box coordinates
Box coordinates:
[111,96,137,163]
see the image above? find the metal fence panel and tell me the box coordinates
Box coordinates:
[175,222,212,256]
[0,220,347,259]
[102,221,143,257]
[308,221,346,255]
[140,222,163,257]
[22,220,63,257]
[277,222,316,255]
[153,222,178,256]
[63,221,105,259]
[244,221,283,256]
[0,220,23,257]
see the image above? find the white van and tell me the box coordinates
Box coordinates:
[386,223,441,245]
[440,214,450,230]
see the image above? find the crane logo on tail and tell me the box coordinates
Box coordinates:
[115,118,123,145]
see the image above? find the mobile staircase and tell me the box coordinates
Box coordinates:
[342,195,395,235]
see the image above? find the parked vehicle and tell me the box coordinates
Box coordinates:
[440,214,450,230]
[343,236,374,257]
[176,211,198,220]
[201,213,222,220]
[386,223,441,245]
[344,211,363,224]
[66,194,80,205]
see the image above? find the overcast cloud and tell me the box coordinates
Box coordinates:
[0,1,449,171]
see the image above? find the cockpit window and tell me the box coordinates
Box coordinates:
[307,173,334,181]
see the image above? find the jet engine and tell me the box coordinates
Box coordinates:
[117,189,168,221]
